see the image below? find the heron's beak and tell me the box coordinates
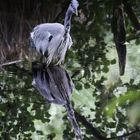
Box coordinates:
[75,10,78,16]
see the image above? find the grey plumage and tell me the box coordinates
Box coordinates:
[30,0,79,65]
[32,63,74,104]
[32,62,82,139]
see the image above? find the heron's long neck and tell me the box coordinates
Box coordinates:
[64,7,73,32]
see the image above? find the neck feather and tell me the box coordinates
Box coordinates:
[64,7,73,31]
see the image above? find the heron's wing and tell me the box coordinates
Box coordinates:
[32,63,66,104]
[48,66,73,101]
[30,25,53,55]
[36,23,64,36]
[32,70,57,102]
[41,24,65,63]
[46,68,67,105]
[31,23,66,64]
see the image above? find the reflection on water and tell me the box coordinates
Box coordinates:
[32,62,82,140]
[32,62,74,105]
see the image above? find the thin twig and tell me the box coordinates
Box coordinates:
[127,32,140,42]
[108,129,140,139]
[123,0,140,30]
[0,60,23,67]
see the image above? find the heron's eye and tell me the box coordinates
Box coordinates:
[48,35,53,42]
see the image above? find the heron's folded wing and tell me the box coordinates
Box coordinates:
[30,25,53,55]
[33,70,55,102]
[46,68,67,105]
[48,66,73,102]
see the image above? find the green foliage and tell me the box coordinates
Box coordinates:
[0,69,51,139]
[105,90,140,117]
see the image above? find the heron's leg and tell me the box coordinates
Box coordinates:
[55,60,62,65]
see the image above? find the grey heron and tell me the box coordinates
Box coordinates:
[32,62,82,140]
[30,0,79,66]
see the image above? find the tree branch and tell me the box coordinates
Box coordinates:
[127,32,140,42]
[0,60,23,67]
[75,111,107,140]
[123,0,140,30]
[108,129,140,140]
[112,0,126,75]
[75,111,140,140]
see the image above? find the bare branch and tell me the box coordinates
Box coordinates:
[127,32,140,42]
[112,0,126,76]
[108,129,140,140]
[75,111,107,140]
[0,60,23,67]
[123,0,140,30]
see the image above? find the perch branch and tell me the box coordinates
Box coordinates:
[108,129,140,139]
[127,32,140,42]
[75,111,140,140]
[75,111,107,140]
[0,60,23,67]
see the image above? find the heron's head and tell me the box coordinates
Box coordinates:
[70,0,79,16]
